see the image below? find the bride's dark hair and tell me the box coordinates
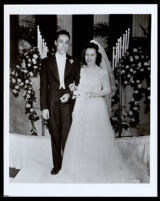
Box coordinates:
[81,42,102,66]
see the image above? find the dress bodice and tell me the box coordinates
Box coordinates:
[77,66,106,93]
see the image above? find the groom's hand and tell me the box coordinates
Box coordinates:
[60,93,70,103]
[42,109,50,120]
[69,83,77,92]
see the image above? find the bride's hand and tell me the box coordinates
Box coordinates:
[86,92,93,98]
[72,90,81,99]
[86,91,102,98]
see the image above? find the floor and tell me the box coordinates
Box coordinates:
[9,134,150,183]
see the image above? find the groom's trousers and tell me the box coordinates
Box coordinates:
[48,90,73,170]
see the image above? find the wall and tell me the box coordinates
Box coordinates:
[57,15,72,55]
[132,15,150,38]
[94,15,109,25]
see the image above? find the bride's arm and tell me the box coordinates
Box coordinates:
[90,71,111,97]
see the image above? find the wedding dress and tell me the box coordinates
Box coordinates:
[54,66,149,183]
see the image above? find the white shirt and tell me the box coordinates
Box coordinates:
[55,52,66,89]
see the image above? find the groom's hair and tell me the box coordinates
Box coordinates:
[55,30,70,40]
[81,42,102,66]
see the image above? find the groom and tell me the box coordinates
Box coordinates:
[40,30,80,175]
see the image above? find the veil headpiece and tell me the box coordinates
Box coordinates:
[90,39,117,114]
[90,39,116,96]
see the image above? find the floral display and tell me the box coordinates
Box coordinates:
[10,47,41,135]
[111,45,150,133]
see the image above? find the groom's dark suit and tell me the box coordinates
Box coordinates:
[40,53,80,170]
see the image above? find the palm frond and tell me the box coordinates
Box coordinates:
[93,22,109,37]
[139,25,149,38]
[20,16,35,30]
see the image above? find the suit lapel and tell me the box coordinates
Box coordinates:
[64,54,72,79]
[49,54,72,82]
[49,55,60,81]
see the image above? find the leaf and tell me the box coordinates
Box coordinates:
[139,25,148,37]
[93,22,109,37]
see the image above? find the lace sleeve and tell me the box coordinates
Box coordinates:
[100,70,111,95]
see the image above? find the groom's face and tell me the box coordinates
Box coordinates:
[55,34,70,54]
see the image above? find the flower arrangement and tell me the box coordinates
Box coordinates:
[10,47,41,135]
[111,45,150,132]
[69,59,74,64]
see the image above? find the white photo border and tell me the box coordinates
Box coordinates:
[4,4,158,197]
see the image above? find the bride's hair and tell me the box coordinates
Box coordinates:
[81,42,102,66]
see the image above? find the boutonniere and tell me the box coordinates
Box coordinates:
[69,59,74,64]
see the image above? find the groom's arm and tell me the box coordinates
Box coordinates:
[69,59,81,92]
[40,58,49,111]
[68,59,81,100]
[74,58,81,86]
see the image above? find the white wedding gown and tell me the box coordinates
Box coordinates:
[53,66,149,183]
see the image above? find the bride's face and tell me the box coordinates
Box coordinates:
[85,48,97,66]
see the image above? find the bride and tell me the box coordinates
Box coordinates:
[54,40,149,183]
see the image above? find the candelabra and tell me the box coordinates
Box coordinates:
[37,25,49,136]
[37,25,49,59]
[112,28,130,70]
[112,28,130,137]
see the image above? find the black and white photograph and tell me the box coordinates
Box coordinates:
[4,4,157,197]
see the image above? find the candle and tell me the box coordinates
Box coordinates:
[118,39,120,60]
[46,43,48,57]
[127,28,130,49]
[44,40,46,58]
[37,26,39,49]
[115,43,117,66]
[118,38,121,61]
[44,42,48,58]
[117,41,119,64]
[122,34,125,56]
[40,35,43,58]
[38,27,42,58]
[42,39,45,58]
[43,42,45,58]
[118,38,120,59]
[112,46,115,70]
[125,30,128,53]
[37,26,40,52]
[116,43,119,65]
[38,33,41,57]
[119,37,122,59]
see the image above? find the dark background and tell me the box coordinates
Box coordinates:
[10,14,134,62]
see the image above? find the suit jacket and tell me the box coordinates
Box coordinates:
[40,53,80,111]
